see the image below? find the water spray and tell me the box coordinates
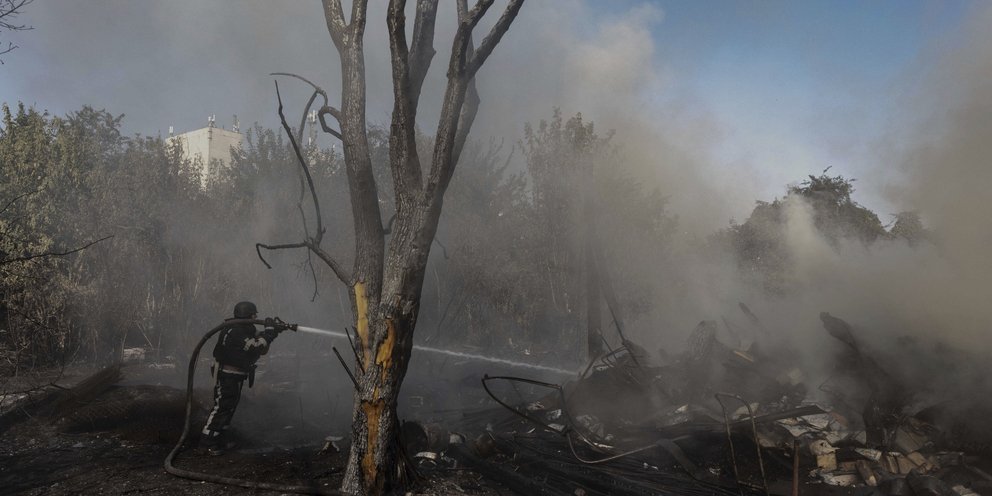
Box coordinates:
[296,325,576,376]
[165,319,573,492]
[296,325,347,338]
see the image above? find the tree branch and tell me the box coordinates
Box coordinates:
[305,240,351,286]
[305,248,320,302]
[426,0,522,204]
[256,242,307,269]
[292,92,323,246]
[384,0,438,207]
[323,0,386,295]
[296,200,311,237]
[0,42,16,60]
[276,80,326,244]
[387,1,410,71]
[322,0,347,49]
[387,0,426,202]
[0,0,33,63]
[270,72,344,139]
[0,235,113,266]
[0,0,32,30]
[270,72,337,236]
[256,240,351,287]
[318,107,343,140]
[466,0,524,78]
[409,0,439,93]
[0,189,36,216]
[349,0,368,36]
[271,80,355,288]
[459,0,495,28]
[271,72,331,108]
[452,37,480,174]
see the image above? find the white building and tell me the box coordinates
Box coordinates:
[168,115,242,188]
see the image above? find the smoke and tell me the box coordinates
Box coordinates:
[608,4,992,404]
[470,1,733,231]
[153,0,992,439]
[9,0,992,430]
[888,3,992,348]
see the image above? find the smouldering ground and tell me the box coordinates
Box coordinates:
[0,361,510,495]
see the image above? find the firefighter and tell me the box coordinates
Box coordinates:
[200,301,281,455]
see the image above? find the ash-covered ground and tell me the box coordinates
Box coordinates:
[5,311,992,496]
[0,345,545,495]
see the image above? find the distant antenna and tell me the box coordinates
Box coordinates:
[232,114,240,133]
[168,126,174,137]
[307,110,317,147]
[208,115,216,128]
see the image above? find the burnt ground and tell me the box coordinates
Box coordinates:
[0,359,515,496]
[13,331,991,496]
[0,417,497,495]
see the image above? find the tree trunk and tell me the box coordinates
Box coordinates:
[341,292,418,494]
[342,198,441,494]
[309,2,525,493]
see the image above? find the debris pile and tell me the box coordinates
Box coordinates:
[422,308,992,496]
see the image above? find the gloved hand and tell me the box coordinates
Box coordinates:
[261,317,280,342]
[261,326,279,343]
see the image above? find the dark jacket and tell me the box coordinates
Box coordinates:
[212,321,279,371]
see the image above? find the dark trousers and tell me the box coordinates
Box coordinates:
[202,369,245,439]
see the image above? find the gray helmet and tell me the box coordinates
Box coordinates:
[233,301,258,319]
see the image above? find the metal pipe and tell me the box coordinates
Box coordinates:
[792,439,800,496]
[332,346,360,391]
[715,394,744,496]
[481,374,570,434]
[714,392,769,496]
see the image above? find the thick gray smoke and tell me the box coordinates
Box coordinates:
[616,5,992,405]
[10,1,991,428]
[887,3,992,350]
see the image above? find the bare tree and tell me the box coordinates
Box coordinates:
[259,1,524,494]
[0,0,33,62]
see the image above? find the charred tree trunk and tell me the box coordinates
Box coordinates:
[262,1,524,491]
[310,2,526,494]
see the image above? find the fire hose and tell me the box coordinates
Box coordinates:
[163,318,344,495]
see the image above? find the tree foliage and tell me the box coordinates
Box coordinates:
[0,103,351,372]
[719,170,927,292]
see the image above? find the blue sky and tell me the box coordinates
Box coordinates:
[636,1,966,216]
[0,0,974,225]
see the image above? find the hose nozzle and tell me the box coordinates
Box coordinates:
[268,317,298,332]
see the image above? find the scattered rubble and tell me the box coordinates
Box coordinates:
[405,308,992,496]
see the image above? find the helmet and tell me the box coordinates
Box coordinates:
[233,301,258,319]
